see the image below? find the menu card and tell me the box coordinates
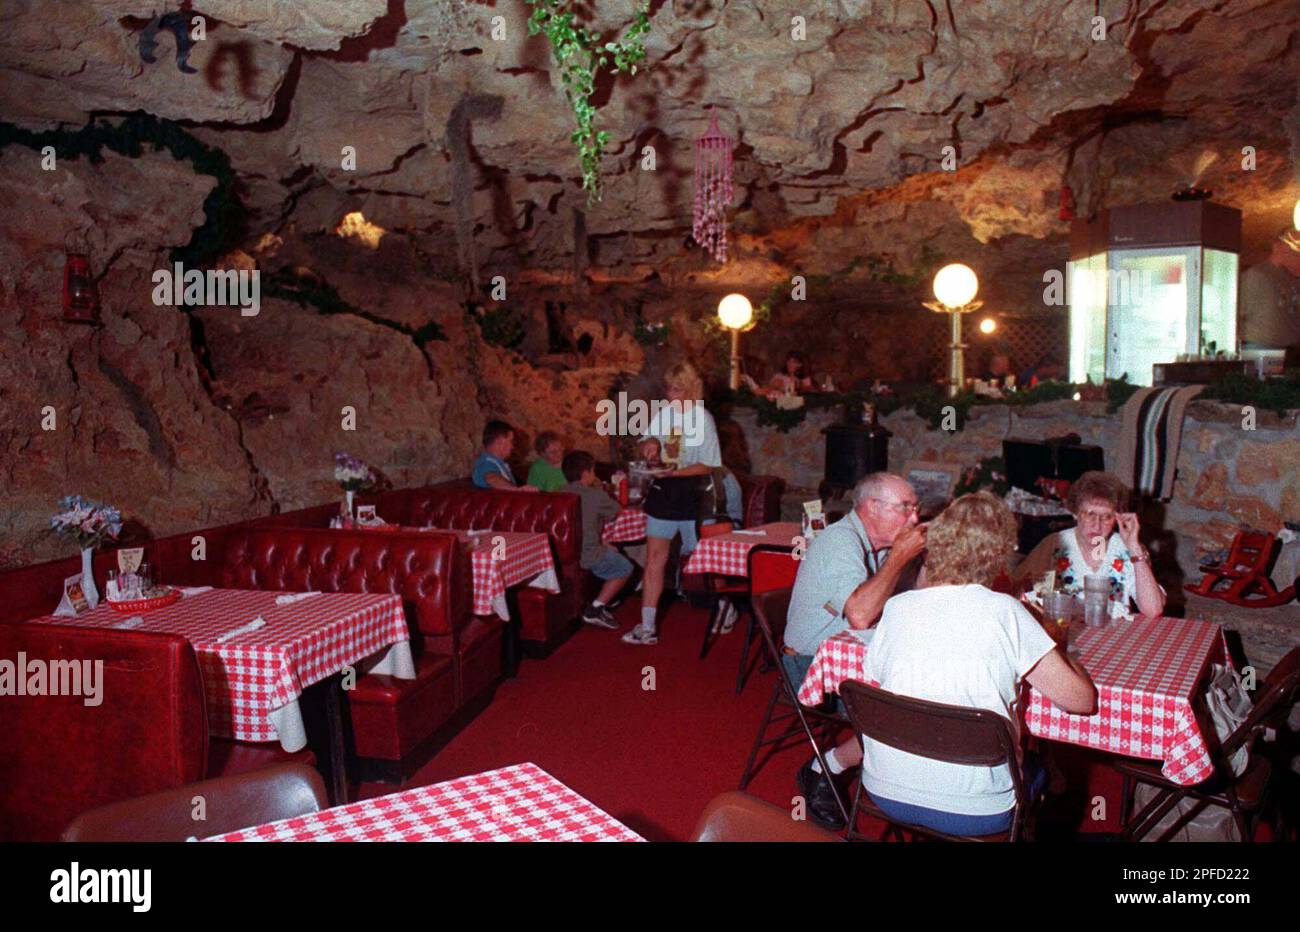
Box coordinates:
[53,574,91,617]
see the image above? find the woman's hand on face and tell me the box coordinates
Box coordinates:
[1116,512,1141,549]
[639,439,660,462]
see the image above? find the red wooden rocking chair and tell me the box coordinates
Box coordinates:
[1185,531,1296,608]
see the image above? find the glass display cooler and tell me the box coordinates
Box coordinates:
[1067,200,1241,386]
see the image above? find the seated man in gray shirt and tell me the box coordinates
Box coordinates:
[784,472,927,829]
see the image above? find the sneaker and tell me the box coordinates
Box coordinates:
[621,624,658,645]
[711,600,738,635]
[581,604,618,630]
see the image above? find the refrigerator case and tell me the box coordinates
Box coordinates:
[1067,201,1241,387]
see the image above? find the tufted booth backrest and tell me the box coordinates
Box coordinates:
[0,624,208,841]
[386,485,582,566]
[219,528,470,638]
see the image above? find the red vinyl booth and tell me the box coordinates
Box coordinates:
[218,527,484,780]
[367,483,584,653]
[0,624,310,841]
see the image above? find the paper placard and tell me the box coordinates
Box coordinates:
[117,547,144,574]
[356,505,380,526]
[801,499,826,540]
[53,574,91,617]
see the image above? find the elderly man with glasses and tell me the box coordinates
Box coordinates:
[783,472,928,830]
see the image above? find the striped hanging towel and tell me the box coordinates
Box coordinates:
[1115,385,1204,500]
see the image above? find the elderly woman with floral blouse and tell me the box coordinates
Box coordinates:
[1015,471,1165,618]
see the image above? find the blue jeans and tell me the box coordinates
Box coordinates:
[867,752,1047,835]
[782,652,844,715]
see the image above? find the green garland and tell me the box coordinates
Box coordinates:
[0,113,240,266]
[954,455,1009,497]
[722,375,1229,434]
[526,1,651,205]
[1199,368,1300,417]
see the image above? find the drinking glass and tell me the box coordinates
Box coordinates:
[1082,574,1109,627]
[139,562,153,593]
[1043,592,1077,650]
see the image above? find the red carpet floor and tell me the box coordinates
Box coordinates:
[361,600,1133,841]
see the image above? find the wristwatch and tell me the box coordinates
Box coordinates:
[1130,547,1149,564]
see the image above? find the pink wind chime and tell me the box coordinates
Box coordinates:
[693,112,734,264]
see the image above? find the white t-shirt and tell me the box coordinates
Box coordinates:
[860,584,1056,816]
[641,402,722,468]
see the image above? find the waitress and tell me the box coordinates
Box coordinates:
[1015,471,1165,617]
[622,362,742,646]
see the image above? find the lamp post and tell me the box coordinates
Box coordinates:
[1283,197,1300,253]
[922,263,982,397]
[717,292,754,390]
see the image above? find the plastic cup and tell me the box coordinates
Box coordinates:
[1082,575,1109,627]
[1043,593,1077,649]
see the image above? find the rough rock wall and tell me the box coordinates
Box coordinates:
[0,146,264,567]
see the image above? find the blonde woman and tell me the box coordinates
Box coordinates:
[861,492,1096,835]
[623,362,742,645]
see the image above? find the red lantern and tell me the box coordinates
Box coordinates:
[62,252,100,324]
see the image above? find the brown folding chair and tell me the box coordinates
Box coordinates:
[61,763,328,842]
[691,791,843,843]
[839,680,1033,842]
[738,586,851,827]
[1115,646,1300,842]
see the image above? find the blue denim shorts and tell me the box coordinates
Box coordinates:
[586,547,633,581]
[645,515,699,555]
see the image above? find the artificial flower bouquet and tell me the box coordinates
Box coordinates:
[50,495,123,550]
[333,451,377,492]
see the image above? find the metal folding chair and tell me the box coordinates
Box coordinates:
[736,544,801,694]
[738,582,851,827]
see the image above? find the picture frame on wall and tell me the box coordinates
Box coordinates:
[901,461,962,516]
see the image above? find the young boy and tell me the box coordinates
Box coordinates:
[472,419,538,491]
[561,450,633,630]
[526,431,567,492]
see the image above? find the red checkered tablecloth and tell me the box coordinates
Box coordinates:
[796,629,872,706]
[1024,616,1224,786]
[602,507,646,544]
[797,617,1225,786]
[453,530,559,619]
[205,762,644,842]
[682,521,802,576]
[354,525,559,620]
[28,588,408,744]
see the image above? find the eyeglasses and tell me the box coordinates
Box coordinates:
[1077,510,1117,523]
[870,498,921,516]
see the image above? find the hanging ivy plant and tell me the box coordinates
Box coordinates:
[525,0,652,205]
